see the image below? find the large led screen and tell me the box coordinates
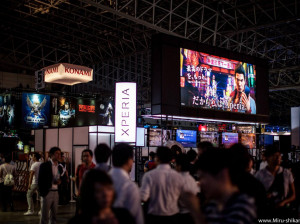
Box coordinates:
[22,93,50,128]
[176,130,197,148]
[0,94,15,130]
[221,132,238,148]
[180,48,256,114]
[51,96,76,127]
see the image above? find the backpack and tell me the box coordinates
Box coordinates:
[3,166,15,186]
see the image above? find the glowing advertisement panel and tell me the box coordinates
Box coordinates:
[148,129,172,147]
[97,100,114,126]
[176,130,197,148]
[199,132,219,147]
[180,48,256,114]
[222,132,238,148]
[51,96,75,127]
[76,98,97,126]
[115,82,136,143]
[0,94,15,130]
[240,133,256,149]
[22,93,50,128]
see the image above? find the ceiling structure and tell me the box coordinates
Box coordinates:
[0,0,299,125]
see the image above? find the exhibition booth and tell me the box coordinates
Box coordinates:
[1,34,299,192]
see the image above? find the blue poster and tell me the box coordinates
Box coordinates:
[22,93,50,128]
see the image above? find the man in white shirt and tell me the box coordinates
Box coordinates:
[38,147,62,224]
[175,154,199,223]
[109,143,144,224]
[24,152,42,215]
[140,146,185,224]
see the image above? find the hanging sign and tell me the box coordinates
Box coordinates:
[115,82,136,143]
[43,63,93,85]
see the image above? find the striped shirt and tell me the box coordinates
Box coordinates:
[204,193,257,224]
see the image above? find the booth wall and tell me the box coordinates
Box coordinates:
[35,129,44,152]
[45,129,58,152]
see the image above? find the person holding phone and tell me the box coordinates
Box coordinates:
[229,64,256,114]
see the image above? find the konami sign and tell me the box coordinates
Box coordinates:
[43,63,93,85]
[115,82,137,143]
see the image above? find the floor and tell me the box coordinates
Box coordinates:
[0,193,75,224]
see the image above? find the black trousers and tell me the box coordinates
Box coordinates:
[146,214,180,224]
[0,183,14,211]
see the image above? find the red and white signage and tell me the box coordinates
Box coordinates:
[43,63,93,85]
[206,56,234,70]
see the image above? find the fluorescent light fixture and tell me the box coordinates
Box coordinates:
[142,114,265,125]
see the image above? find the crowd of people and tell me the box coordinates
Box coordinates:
[0,142,299,224]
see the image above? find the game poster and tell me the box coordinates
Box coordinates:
[0,94,15,130]
[180,48,256,114]
[96,99,114,126]
[51,96,75,127]
[22,93,50,128]
[75,98,97,126]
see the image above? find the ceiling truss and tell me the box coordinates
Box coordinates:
[0,0,299,125]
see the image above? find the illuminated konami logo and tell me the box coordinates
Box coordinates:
[44,67,59,75]
[65,67,92,76]
[79,105,95,113]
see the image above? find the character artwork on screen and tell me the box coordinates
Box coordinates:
[0,94,15,130]
[180,48,256,114]
[22,93,50,128]
[51,96,75,127]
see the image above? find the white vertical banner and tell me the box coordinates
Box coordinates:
[115,82,137,143]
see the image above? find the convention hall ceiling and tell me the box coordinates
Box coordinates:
[0,0,299,125]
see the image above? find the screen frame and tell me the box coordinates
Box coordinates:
[179,48,257,114]
[151,34,269,123]
[176,129,197,147]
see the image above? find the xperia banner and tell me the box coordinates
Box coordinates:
[115,82,136,143]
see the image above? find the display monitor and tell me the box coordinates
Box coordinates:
[148,129,172,147]
[176,130,197,148]
[152,34,269,123]
[180,48,256,114]
[199,132,219,147]
[263,135,274,146]
[240,133,256,149]
[221,132,238,148]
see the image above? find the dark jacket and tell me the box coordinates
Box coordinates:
[38,161,63,197]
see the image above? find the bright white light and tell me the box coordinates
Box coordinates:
[115,82,137,143]
[142,114,265,125]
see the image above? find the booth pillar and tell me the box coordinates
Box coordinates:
[291,107,300,147]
